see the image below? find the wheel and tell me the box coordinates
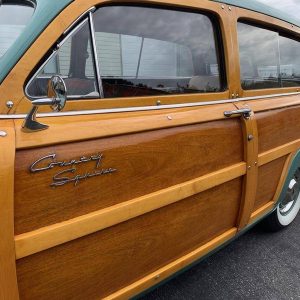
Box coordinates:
[262,171,300,231]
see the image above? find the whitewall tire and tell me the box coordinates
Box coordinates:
[263,176,300,231]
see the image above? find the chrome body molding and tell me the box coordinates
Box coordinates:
[1,92,300,120]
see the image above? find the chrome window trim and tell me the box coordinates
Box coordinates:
[24,17,96,100]
[88,11,104,98]
[2,92,300,119]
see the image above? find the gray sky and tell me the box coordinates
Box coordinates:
[258,0,300,20]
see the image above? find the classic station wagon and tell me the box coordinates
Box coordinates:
[0,0,300,299]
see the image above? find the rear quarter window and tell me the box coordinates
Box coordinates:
[238,21,300,90]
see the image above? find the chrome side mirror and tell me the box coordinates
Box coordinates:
[22,75,67,132]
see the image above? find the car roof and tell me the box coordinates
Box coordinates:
[0,0,299,84]
[212,0,300,28]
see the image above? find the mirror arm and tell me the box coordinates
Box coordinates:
[22,104,49,133]
[22,75,67,133]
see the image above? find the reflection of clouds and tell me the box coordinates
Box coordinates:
[238,23,279,67]
[94,6,216,53]
[93,6,220,73]
[258,0,300,20]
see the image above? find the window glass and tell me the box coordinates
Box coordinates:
[27,20,99,98]
[93,6,223,98]
[279,35,300,87]
[238,22,280,90]
[238,22,300,90]
[0,0,34,59]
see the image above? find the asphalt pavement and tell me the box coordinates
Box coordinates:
[140,215,300,300]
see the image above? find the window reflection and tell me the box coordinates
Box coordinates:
[238,22,300,90]
[93,6,224,98]
[238,23,280,90]
[27,21,99,98]
[279,36,300,87]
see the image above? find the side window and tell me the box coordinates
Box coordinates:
[27,20,99,98]
[238,22,300,90]
[93,6,224,98]
[279,35,300,87]
[237,22,280,90]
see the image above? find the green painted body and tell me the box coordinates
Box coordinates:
[0,0,299,83]
[213,0,300,28]
[0,0,73,84]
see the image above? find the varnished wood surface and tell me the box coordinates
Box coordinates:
[270,152,296,205]
[249,201,274,224]
[16,179,241,299]
[234,105,258,230]
[258,139,300,167]
[15,119,243,234]
[14,103,237,149]
[105,228,237,300]
[256,106,300,153]
[255,156,287,211]
[0,0,299,299]
[15,162,246,259]
[0,121,19,300]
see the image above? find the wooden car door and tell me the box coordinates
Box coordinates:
[0,1,259,299]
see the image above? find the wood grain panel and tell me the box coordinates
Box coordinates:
[16,178,242,300]
[15,162,245,259]
[234,106,258,230]
[107,228,237,299]
[256,106,300,153]
[14,103,237,149]
[254,156,287,211]
[0,121,19,300]
[14,119,243,234]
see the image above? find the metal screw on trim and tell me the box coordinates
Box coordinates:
[231,93,235,98]
[157,100,161,106]
[0,131,7,137]
[248,134,254,141]
[228,6,232,11]
[221,5,225,9]
[155,275,160,280]
[236,93,239,98]
[6,100,14,109]
[255,162,258,166]
[167,116,173,120]
[248,166,251,170]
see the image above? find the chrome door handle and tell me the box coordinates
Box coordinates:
[224,108,252,119]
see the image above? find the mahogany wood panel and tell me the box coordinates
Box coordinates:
[14,103,238,149]
[254,156,287,211]
[14,119,243,234]
[107,228,237,299]
[16,178,242,300]
[0,121,19,300]
[256,106,300,153]
[15,163,246,259]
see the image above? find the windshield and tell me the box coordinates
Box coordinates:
[0,0,34,58]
